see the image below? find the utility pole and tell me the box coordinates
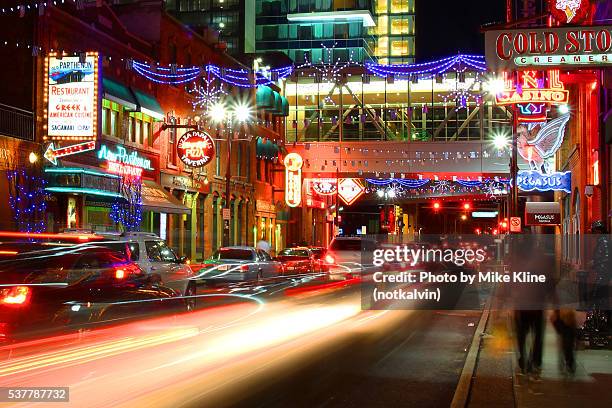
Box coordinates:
[510,108,519,219]
[223,122,232,247]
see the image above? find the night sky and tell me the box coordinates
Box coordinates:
[415,0,506,61]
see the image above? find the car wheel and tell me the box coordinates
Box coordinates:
[184,281,197,312]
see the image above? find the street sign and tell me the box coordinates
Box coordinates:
[510,217,522,233]
[222,208,231,220]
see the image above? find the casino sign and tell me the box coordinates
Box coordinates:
[177,130,215,168]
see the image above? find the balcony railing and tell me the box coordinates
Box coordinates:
[0,103,35,141]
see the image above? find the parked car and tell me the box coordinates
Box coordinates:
[276,247,316,275]
[0,242,180,342]
[196,246,283,282]
[99,232,197,310]
[309,247,330,273]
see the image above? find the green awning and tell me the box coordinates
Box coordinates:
[256,137,279,160]
[103,78,137,110]
[256,86,274,109]
[132,88,165,121]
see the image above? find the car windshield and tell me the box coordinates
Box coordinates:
[279,249,309,257]
[211,249,254,260]
[329,239,362,251]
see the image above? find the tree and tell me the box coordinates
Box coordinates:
[110,174,143,232]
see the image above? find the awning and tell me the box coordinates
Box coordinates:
[525,202,561,226]
[132,89,165,121]
[256,137,279,160]
[256,86,274,109]
[141,181,190,214]
[103,78,137,110]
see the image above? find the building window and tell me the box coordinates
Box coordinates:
[143,121,151,146]
[215,141,221,175]
[102,107,109,135]
[127,116,134,141]
[110,110,118,137]
[135,119,142,144]
[168,117,177,165]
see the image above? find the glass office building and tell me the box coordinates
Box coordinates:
[165,0,255,55]
[256,1,378,64]
[255,1,415,65]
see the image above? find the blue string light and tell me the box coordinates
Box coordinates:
[6,169,48,233]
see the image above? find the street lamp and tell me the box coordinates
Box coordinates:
[209,101,253,247]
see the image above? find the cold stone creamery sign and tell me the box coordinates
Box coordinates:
[46,54,98,140]
[485,26,612,71]
[98,144,154,178]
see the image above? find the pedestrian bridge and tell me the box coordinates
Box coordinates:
[286,140,527,178]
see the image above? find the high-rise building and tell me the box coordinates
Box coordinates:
[256,0,377,64]
[165,0,256,56]
[255,0,415,65]
[373,0,415,65]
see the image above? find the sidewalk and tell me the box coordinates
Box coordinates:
[468,311,612,408]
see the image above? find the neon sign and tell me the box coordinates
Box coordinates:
[485,26,612,70]
[98,144,153,178]
[549,0,591,25]
[177,130,215,168]
[516,170,571,193]
[338,178,365,206]
[517,113,570,173]
[496,70,569,112]
[44,141,96,165]
[310,178,337,196]
[284,153,303,208]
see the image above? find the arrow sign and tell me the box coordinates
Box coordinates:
[45,141,96,165]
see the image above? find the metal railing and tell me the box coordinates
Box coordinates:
[0,103,35,141]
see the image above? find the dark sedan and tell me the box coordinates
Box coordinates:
[0,243,179,342]
[276,248,316,275]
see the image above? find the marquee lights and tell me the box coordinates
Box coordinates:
[338,178,365,206]
[44,141,96,165]
[309,178,337,196]
[284,153,303,208]
[177,130,215,168]
[45,52,98,142]
[495,70,569,108]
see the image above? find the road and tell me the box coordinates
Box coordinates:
[0,274,482,407]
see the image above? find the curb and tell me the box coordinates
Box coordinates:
[450,300,491,408]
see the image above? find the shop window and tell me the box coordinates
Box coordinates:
[236,144,242,177]
[168,117,177,166]
[298,25,313,40]
[102,107,110,135]
[215,141,221,175]
[110,110,119,137]
[143,121,150,146]
[127,116,134,141]
[135,119,142,144]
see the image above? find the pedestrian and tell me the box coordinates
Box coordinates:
[510,231,553,379]
[256,239,271,254]
[551,308,577,375]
